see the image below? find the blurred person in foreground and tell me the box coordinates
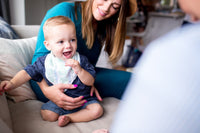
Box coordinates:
[93,0,200,132]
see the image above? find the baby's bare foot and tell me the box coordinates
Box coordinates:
[92,129,109,133]
[58,115,70,127]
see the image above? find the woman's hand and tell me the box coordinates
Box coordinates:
[38,79,86,110]
[90,85,103,101]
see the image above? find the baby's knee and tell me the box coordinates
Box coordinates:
[88,103,103,119]
[41,110,59,122]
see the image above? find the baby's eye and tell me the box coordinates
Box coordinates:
[70,39,76,42]
[58,40,64,44]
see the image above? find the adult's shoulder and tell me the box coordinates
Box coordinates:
[51,2,75,11]
[45,2,76,18]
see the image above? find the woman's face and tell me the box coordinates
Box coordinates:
[92,0,122,21]
[178,0,200,21]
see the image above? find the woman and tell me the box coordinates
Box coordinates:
[31,0,137,110]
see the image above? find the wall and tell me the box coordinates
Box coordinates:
[9,0,25,25]
[25,0,67,25]
[9,0,66,25]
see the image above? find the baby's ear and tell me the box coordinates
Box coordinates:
[44,41,51,51]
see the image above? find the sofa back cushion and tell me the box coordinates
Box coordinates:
[0,37,37,102]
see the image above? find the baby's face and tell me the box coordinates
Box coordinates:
[46,24,77,61]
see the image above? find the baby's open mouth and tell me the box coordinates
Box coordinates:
[63,51,72,58]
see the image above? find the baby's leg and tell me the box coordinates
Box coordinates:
[41,110,59,122]
[67,103,103,123]
[41,110,71,127]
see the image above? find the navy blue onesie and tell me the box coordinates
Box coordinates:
[25,54,98,115]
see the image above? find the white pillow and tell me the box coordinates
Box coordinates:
[0,37,37,102]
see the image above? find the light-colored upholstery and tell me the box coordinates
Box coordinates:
[0,37,37,102]
[0,25,120,133]
[0,94,13,131]
[11,25,40,38]
[8,98,119,133]
[0,118,13,133]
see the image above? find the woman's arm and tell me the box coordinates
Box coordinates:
[38,79,86,110]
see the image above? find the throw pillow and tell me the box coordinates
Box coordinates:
[0,37,37,102]
[0,17,19,39]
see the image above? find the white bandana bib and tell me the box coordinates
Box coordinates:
[45,52,80,86]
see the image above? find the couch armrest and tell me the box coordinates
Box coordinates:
[11,25,40,39]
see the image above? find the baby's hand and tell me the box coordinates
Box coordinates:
[65,59,82,75]
[0,81,14,95]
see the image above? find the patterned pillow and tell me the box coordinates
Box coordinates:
[0,17,19,39]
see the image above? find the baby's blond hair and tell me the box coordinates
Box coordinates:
[43,16,75,39]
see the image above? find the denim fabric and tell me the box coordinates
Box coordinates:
[41,99,99,115]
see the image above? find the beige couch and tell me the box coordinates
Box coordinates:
[0,25,120,133]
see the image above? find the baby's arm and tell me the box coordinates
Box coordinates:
[0,70,31,92]
[65,59,94,86]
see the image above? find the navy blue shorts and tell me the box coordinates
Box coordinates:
[41,100,99,115]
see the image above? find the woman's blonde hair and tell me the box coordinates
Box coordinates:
[80,0,137,64]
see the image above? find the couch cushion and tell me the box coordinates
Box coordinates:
[0,118,13,133]
[8,97,120,133]
[0,37,37,102]
[0,93,13,130]
[11,25,40,39]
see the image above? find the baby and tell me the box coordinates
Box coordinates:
[0,16,103,127]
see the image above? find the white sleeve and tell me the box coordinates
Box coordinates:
[110,24,200,133]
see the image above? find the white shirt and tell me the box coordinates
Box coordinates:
[111,23,200,133]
